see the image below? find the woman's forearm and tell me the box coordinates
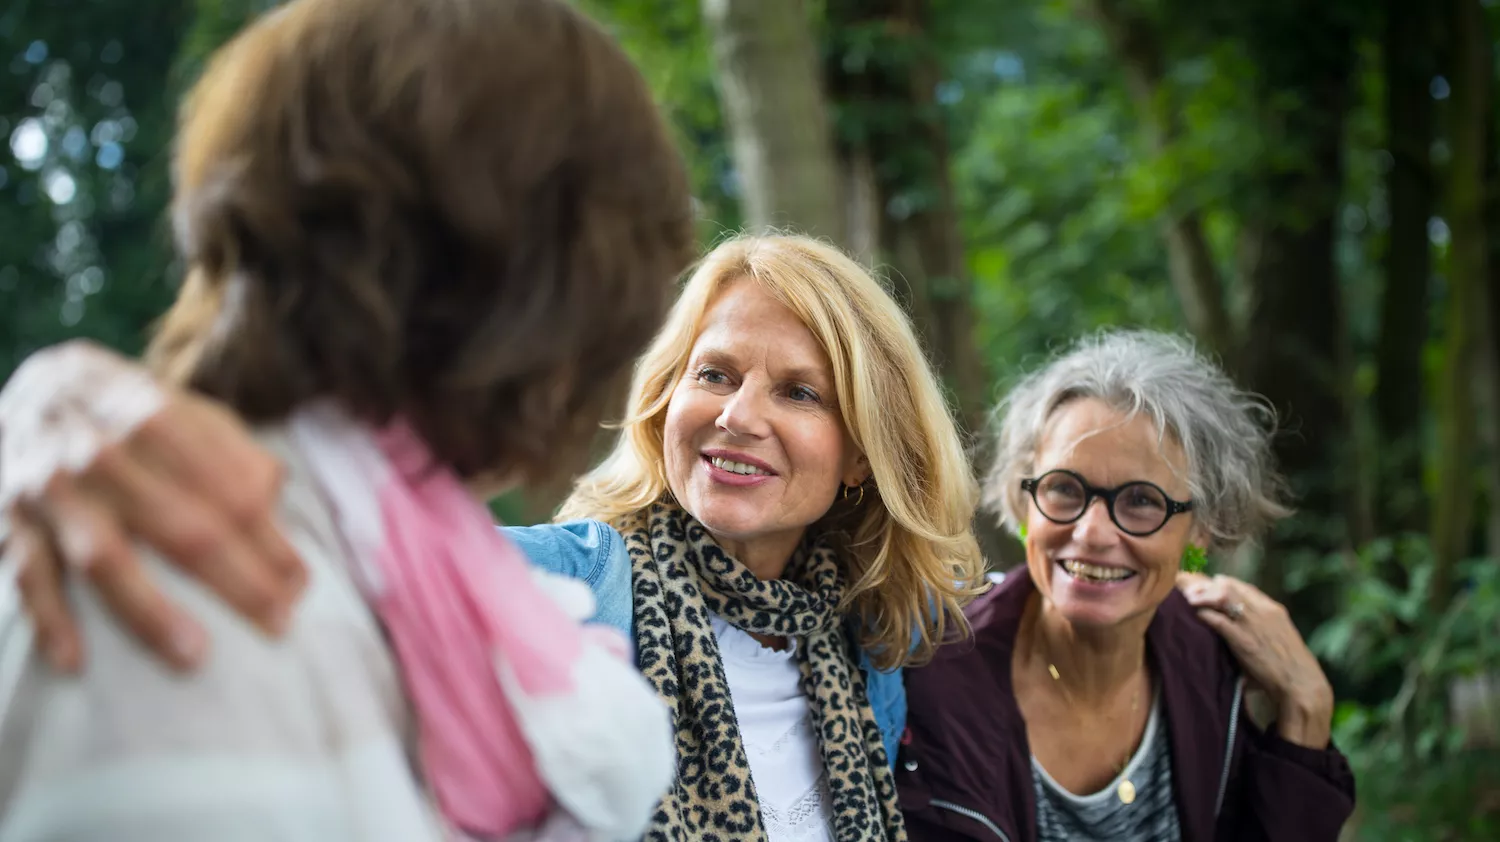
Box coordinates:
[1273,681,1334,748]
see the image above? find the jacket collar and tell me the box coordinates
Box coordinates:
[898,569,1243,842]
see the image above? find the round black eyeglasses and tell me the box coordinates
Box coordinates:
[1019,469,1193,537]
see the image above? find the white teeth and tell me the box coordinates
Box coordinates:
[1062,560,1134,582]
[710,456,770,476]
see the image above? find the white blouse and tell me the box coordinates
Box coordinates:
[710,613,835,842]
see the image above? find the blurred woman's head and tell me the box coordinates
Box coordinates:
[983,330,1291,630]
[148,0,696,486]
[562,233,987,667]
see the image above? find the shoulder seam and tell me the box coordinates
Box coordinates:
[583,520,615,588]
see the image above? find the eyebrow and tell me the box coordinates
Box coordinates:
[693,347,835,388]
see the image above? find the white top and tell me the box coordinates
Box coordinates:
[0,430,449,842]
[710,614,835,842]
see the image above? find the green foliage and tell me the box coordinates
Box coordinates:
[0,0,195,376]
[1180,543,1207,574]
[1308,538,1500,837]
[579,0,738,243]
[955,74,1178,385]
[2,1,1494,832]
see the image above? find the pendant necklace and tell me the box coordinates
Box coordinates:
[1044,657,1143,805]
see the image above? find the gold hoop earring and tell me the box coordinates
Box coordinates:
[843,484,865,506]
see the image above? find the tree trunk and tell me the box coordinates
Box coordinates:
[1239,207,1349,585]
[897,41,988,439]
[841,147,882,268]
[702,0,847,245]
[1430,0,1490,610]
[1374,0,1436,535]
[1085,0,1237,368]
[1483,53,1500,564]
[821,0,1000,562]
[1236,9,1356,607]
[821,0,989,436]
[1480,280,1500,563]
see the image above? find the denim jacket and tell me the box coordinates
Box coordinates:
[503,519,907,769]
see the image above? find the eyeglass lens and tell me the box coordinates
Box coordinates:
[1033,471,1170,534]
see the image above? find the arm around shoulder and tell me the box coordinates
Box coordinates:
[0,454,448,842]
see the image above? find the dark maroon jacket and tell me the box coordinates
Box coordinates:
[896,570,1356,842]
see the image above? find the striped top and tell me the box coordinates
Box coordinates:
[1032,686,1182,842]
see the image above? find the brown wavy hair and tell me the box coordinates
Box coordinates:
[148,0,696,484]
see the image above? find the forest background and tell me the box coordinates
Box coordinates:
[3,0,1498,836]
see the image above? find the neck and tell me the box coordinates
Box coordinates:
[1029,595,1151,706]
[712,530,804,581]
[712,528,804,652]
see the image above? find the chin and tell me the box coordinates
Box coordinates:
[681,495,762,539]
[1043,570,1149,631]
[1050,598,1133,631]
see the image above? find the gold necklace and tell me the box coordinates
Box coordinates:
[1044,658,1144,805]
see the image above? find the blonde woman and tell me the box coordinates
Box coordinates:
[1,234,988,842]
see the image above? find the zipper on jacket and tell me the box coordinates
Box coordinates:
[1214,676,1246,818]
[929,799,1012,842]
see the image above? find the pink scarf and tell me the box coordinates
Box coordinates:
[288,404,671,841]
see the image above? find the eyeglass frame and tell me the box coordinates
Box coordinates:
[1018,468,1193,537]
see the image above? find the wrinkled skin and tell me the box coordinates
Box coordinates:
[1177,570,1334,748]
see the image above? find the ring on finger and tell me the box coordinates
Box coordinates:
[1226,601,1246,620]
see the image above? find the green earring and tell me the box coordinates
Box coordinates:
[1017,523,1028,543]
[1181,544,1208,574]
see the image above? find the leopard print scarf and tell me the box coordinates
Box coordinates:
[622,500,905,842]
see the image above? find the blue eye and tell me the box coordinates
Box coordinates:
[788,385,821,403]
[697,367,733,387]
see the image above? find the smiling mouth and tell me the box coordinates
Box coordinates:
[1060,560,1136,583]
[706,455,774,477]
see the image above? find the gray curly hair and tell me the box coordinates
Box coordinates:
[982,330,1292,554]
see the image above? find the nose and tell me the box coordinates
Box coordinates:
[716,383,772,439]
[1070,496,1119,547]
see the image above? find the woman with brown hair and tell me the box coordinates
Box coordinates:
[1,15,992,842]
[1,233,991,842]
[0,0,696,839]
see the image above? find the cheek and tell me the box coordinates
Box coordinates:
[1137,522,1193,575]
[1134,540,1186,596]
[783,417,848,486]
[1026,519,1064,578]
[662,389,706,473]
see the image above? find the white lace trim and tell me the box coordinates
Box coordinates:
[710,613,799,664]
[756,718,809,760]
[760,775,834,842]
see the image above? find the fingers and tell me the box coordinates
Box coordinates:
[8,509,82,672]
[1193,606,1243,638]
[1180,572,1277,621]
[1180,573,1239,615]
[248,517,306,596]
[134,399,306,591]
[41,476,208,670]
[82,444,290,637]
[1175,571,1210,590]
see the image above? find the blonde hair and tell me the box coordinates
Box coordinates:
[559,233,987,668]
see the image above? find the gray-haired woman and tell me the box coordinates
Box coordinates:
[896,330,1354,842]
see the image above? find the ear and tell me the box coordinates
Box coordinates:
[1187,522,1211,549]
[842,450,872,488]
